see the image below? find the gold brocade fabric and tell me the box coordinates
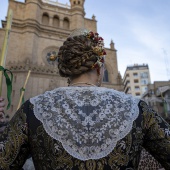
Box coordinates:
[138,148,164,170]
[0,100,170,170]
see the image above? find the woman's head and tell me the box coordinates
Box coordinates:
[57,29,106,80]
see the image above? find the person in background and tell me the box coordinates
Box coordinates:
[0,28,170,170]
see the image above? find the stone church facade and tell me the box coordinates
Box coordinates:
[0,0,123,117]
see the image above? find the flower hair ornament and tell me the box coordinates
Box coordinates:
[82,30,106,86]
[84,31,106,57]
[58,28,107,75]
[83,30,106,75]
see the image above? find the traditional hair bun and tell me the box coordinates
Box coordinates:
[58,29,106,77]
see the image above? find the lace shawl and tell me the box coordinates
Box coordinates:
[30,87,140,160]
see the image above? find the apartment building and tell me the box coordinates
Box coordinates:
[123,64,151,97]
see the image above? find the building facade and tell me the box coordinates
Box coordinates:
[0,0,123,117]
[141,81,170,121]
[123,64,151,97]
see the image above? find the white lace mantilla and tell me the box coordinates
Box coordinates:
[30,87,140,160]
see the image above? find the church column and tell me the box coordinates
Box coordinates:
[59,17,64,28]
[49,16,53,26]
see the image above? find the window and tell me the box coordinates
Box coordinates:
[53,16,59,27]
[103,69,109,82]
[141,79,148,85]
[63,18,69,29]
[141,72,148,78]
[78,1,80,4]
[135,86,140,90]
[133,73,138,77]
[73,1,76,4]
[46,51,58,65]
[42,13,49,25]
[135,93,140,96]
[134,79,139,83]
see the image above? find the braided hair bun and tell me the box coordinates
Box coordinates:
[58,35,99,77]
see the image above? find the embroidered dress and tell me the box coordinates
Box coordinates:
[138,148,164,170]
[0,87,170,170]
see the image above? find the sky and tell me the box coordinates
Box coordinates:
[0,0,170,83]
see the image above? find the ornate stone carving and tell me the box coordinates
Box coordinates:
[7,59,59,75]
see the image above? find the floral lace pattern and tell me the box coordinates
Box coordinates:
[30,87,140,161]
